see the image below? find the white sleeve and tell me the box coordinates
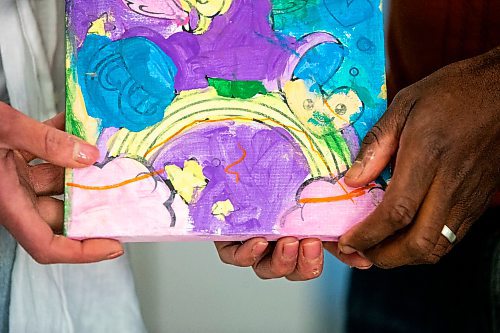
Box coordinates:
[10,247,147,333]
[1,1,147,332]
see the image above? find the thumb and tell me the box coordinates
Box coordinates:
[344,89,416,187]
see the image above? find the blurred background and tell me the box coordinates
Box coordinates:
[128,243,350,333]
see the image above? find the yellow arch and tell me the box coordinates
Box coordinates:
[107,88,348,177]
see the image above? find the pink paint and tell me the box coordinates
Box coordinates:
[68,158,191,239]
[279,178,384,240]
[121,0,188,24]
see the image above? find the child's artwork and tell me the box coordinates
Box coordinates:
[65,0,387,241]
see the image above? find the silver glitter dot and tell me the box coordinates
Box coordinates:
[335,103,347,115]
[303,99,314,111]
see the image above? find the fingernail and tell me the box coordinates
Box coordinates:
[107,250,124,260]
[283,241,299,260]
[252,241,268,258]
[73,141,99,164]
[303,242,322,260]
[355,264,373,270]
[340,245,357,255]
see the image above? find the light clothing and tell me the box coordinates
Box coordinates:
[0,1,146,332]
[0,57,9,103]
[10,248,147,333]
[0,45,16,333]
[0,227,16,333]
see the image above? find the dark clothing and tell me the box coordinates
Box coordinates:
[348,1,500,332]
[348,209,500,333]
[386,0,500,100]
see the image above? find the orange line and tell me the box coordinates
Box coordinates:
[143,117,329,173]
[70,118,338,192]
[323,98,349,123]
[299,185,376,204]
[333,175,354,201]
[67,168,166,191]
[224,143,247,183]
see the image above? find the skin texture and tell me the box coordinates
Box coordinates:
[214,46,500,278]
[0,103,123,264]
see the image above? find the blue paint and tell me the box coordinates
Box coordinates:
[324,0,375,27]
[77,35,177,132]
[272,0,386,145]
[357,36,376,54]
[294,41,345,85]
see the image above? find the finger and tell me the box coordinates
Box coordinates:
[37,197,64,233]
[0,104,99,167]
[0,150,123,264]
[363,164,496,268]
[324,242,373,269]
[344,89,416,187]
[252,237,300,279]
[45,111,66,130]
[360,177,450,268]
[215,238,269,267]
[29,163,65,196]
[21,112,66,162]
[426,175,495,262]
[286,239,324,281]
[339,126,439,254]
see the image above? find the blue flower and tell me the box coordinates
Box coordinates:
[77,35,177,132]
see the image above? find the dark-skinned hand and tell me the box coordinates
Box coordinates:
[215,237,324,281]
[334,46,500,269]
[214,46,500,278]
[0,102,124,264]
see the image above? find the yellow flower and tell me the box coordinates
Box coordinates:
[180,0,233,34]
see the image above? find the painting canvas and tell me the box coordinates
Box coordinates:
[64,0,387,241]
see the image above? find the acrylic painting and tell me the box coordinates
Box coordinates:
[65,0,387,241]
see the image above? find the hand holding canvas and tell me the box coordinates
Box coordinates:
[215,47,499,279]
[215,237,325,281]
[0,103,123,264]
[333,46,500,269]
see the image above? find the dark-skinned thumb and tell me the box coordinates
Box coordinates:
[344,89,416,187]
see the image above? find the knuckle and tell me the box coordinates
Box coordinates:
[361,127,382,146]
[387,87,419,124]
[426,137,445,157]
[406,235,435,260]
[386,198,416,228]
[43,128,62,157]
[392,87,415,107]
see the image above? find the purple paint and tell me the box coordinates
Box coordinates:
[149,123,310,234]
[69,0,336,92]
[96,127,119,163]
[67,0,178,46]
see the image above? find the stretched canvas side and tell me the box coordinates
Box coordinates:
[64,0,388,241]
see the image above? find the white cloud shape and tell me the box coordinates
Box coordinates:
[67,157,190,240]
